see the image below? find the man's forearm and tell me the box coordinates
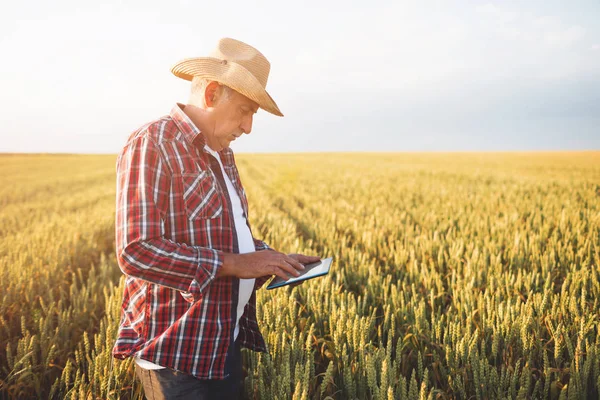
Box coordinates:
[118,237,224,300]
[218,252,238,278]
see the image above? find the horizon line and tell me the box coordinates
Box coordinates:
[1,149,599,156]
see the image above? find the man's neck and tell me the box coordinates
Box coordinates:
[182,104,222,152]
[182,103,210,131]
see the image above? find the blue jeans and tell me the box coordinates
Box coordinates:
[134,341,243,400]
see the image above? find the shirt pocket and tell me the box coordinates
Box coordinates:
[180,171,223,220]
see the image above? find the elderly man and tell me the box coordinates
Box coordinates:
[113,38,319,399]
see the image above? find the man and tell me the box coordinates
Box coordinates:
[113,37,320,399]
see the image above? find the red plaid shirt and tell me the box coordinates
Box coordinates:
[113,104,271,379]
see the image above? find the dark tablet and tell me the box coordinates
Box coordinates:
[266,257,333,290]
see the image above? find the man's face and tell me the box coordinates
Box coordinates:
[207,88,259,151]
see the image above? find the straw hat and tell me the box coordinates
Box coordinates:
[171,38,283,117]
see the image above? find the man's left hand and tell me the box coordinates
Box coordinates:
[286,254,321,288]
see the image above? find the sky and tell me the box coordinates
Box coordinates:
[0,0,599,153]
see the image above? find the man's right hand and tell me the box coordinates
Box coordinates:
[218,251,305,281]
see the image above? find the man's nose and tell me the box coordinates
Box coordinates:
[241,115,253,135]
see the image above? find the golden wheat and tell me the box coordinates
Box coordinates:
[1,152,598,399]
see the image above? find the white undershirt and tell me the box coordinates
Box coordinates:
[135,145,256,370]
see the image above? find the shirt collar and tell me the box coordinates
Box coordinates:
[170,103,206,149]
[204,144,220,160]
[170,103,236,167]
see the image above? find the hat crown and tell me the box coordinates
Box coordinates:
[210,38,270,88]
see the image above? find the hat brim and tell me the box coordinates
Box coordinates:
[171,57,283,117]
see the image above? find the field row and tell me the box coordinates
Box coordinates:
[0,152,599,399]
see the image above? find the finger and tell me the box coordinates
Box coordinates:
[271,265,293,281]
[297,254,321,264]
[275,258,302,277]
[284,256,305,271]
[284,260,303,276]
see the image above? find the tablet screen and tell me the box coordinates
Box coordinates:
[266,257,333,289]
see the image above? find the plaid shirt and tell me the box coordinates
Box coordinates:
[113,104,272,379]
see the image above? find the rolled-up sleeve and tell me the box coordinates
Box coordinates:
[115,134,222,300]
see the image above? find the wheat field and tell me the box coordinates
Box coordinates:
[0,152,599,399]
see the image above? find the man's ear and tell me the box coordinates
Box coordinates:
[204,81,220,107]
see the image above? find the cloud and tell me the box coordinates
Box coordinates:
[592,44,600,50]
[540,22,585,48]
[475,3,518,23]
[470,4,599,81]
[288,2,597,94]
[477,7,585,48]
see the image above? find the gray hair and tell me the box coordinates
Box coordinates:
[189,77,232,108]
